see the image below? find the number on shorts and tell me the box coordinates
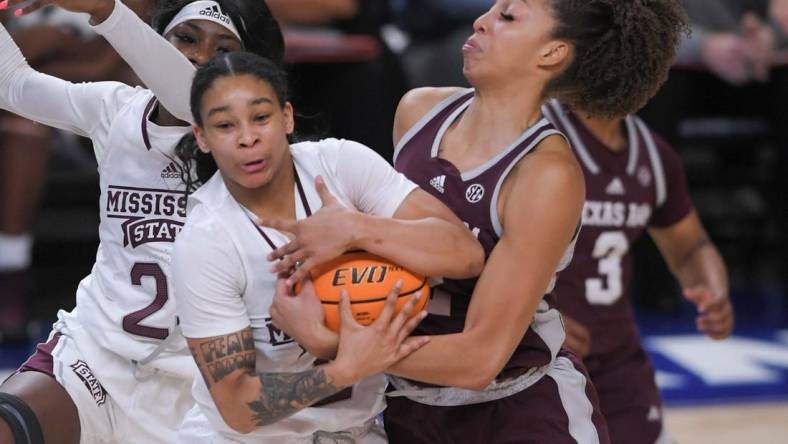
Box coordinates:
[122,263,169,340]
[585,231,628,305]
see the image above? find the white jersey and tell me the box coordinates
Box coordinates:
[172,138,418,443]
[0,23,194,380]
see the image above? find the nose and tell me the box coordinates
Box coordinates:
[472,8,493,34]
[188,42,215,67]
[238,123,259,148]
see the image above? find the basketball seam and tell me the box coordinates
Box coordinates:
[320,278,428,305]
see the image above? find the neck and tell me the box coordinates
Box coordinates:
[226,152,296,221]
[578,113,627,152]
[452,80,546,158]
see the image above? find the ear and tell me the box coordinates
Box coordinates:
[283,101,295,135]
[193,125,211,154]
[538,40,570,69]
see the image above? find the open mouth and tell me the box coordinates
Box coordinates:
[240,159,266,173]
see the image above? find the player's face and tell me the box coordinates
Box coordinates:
[462,0,564,86]
[165,20,242,67]
[194,74,294,192]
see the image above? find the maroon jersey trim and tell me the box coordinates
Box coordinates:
[141,97,157,151]
[393,88,473,165]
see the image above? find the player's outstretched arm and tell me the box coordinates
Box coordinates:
[649,211,734,339]
[387,136,585,389]
[4,0,195,122]
[0,20,130,146]
[187,284,427,434]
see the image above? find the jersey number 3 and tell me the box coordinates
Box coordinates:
[122,263,170,340]
[585,231,628,305]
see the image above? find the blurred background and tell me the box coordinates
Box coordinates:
[1,1,787,442]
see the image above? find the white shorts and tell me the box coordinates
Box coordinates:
[178,405,388,444]
[21,327,194,443]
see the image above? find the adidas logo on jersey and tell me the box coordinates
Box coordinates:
[430,175,446,194]
[161,162,181,179]
[605,177,626,195]
[200,5,231,25]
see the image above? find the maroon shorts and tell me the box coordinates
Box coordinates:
[384,351,610,444]
[15,333,62,379]
[585,346,664,444]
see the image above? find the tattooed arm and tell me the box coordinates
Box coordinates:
[186,284,430,434]
[187,328,353,434]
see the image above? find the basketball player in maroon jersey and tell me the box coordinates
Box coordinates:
[266,0,688,442]
[543,98,733,443]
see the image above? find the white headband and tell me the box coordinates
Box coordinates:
[163,1,241,41]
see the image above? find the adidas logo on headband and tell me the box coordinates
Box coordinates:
[199,5,231,26]
[163,1,241,40]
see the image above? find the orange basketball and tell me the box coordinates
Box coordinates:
[303,251,429,332]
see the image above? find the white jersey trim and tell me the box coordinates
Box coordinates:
[552,356,602,444]
[393,88,472,164]
[625,115,640,176]
[634,116,668,207]
[489,129,564,237]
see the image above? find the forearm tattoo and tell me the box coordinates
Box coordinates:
[248,368,342,426]
[192,330,256,388]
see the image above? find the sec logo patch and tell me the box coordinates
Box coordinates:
[466,184,485,203]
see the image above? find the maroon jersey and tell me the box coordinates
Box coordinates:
[544,99,692,444]
[394,90,574,378]
[544,99,693,358]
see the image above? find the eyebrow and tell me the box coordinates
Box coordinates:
[179,21,238,40]
[206,97,274,117]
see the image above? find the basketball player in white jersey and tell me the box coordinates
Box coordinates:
[0,1,285,442]
[171,51,483,443]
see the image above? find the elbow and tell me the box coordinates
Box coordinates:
[467,244,485,277]
[218,406,256,435]
[453,362,500,391]
[227,421,256,435]
[446,241,485,279]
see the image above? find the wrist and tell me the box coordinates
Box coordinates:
[322,360,357,388]
[302,322,339,359]
[348,211,371,250]
[88,0,115,25]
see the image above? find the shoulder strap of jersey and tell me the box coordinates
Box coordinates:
[393,88,473,164]
[542,99,600,175]
[632,115,667,207]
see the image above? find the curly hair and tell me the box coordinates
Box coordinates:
[546,0,689,118]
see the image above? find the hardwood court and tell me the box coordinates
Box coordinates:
[665,403,788,444]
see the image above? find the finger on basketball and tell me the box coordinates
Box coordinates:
[389,291,421,336]
[338,290,359,329]
[374,279,403,328]
[398,310,427,344]
[398,336,430,360]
